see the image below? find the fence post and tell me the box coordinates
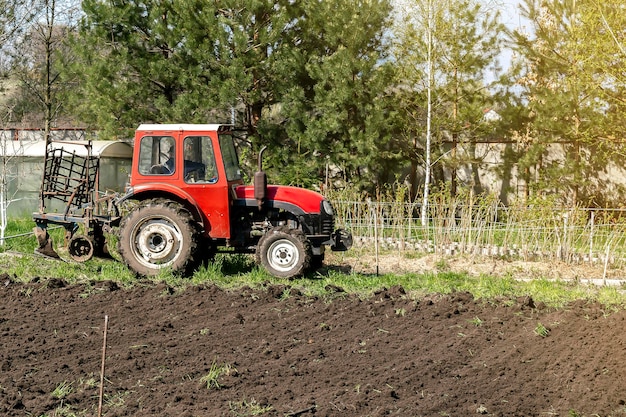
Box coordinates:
[374,203,379,276]
[589,210,594,263]
[367,198,379,276]
[560,211,569,261]
[602,243,610,286]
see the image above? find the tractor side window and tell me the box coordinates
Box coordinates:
[138,136,176,176]
[218,134,242,181]
[183,136,217,183]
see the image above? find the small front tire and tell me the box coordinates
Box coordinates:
[256,227,311,279]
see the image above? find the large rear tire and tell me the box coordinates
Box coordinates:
[256,226,311,279]
[118,199,199,276]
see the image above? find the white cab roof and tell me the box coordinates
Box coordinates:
[136,124,227,132]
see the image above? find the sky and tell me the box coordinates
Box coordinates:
[392,0,530,81]
[487,0,532,82]
[495,0,524,77]
[498,0,526,29]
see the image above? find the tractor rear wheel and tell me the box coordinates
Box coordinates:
[256,226,311,279]
[118,199,199,276]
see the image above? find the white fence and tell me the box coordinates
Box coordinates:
[333,200,626,265]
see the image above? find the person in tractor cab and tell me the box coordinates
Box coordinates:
[183,159,206,180]
[183,136,217,183]
[159,147,205,179]
[159,153,206,180]
[146,136,216,184]
[148,142,176,174]
[164,147,175,172]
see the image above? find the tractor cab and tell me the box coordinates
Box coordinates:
[132,124,241,184]
[127,124,243,239]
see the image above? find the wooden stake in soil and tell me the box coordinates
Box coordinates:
[603,244,610,286]
[97,315,109,417]
[372,200,379,276]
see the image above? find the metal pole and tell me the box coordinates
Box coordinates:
[97,315,109,417]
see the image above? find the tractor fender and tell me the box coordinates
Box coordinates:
[235,185,324,215]
[117,183,207,225]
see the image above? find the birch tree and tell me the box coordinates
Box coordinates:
[10,0,80,138]
[393,0,505,217]
[422,0,433,227]
[0,0,36,45]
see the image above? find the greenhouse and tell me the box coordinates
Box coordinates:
[0,139,132,217]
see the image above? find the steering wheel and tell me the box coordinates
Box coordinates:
[150,164,170,174]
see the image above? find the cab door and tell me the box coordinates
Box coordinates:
[179,133,232,238]
[133,133,179,180]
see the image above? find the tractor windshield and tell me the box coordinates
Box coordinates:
[218,134,242,181]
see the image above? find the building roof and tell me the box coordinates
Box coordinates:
[0,140,133,158]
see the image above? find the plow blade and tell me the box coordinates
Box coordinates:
[33,226,61,260]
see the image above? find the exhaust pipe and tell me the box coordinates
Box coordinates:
[254,146,268,210]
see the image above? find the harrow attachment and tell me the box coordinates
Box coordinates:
[33,140,120,262]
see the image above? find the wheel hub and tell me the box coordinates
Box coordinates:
[135,222,179,264]
[268,240,299,271]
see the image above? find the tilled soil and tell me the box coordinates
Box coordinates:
[1,274,626,417]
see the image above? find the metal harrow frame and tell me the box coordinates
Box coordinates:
[33,140,121,262]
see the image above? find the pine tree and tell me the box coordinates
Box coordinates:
[276,0,399,190]
[69,0,205,137]
[68,0,396,191]
[512,0,626,206]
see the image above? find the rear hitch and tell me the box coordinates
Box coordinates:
[330,229,353,252]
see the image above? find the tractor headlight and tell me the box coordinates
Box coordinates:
[322,200,334,216]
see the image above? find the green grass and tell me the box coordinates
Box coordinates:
[229,398,273,416]
[51,381,73,400]
[534,322,550,337]
[1,217,626,310]
[200,360,236,390]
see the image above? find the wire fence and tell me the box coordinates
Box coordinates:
[333,200,626,265]
[4,193,626,266]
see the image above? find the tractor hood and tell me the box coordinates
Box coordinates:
[235,185,325,214]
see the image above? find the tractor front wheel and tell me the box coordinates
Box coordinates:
[257,227,311,279]
[118,199,199,276]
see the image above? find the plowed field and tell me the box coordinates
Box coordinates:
[1,270,625,417]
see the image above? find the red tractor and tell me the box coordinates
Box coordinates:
[33,124,352,278]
